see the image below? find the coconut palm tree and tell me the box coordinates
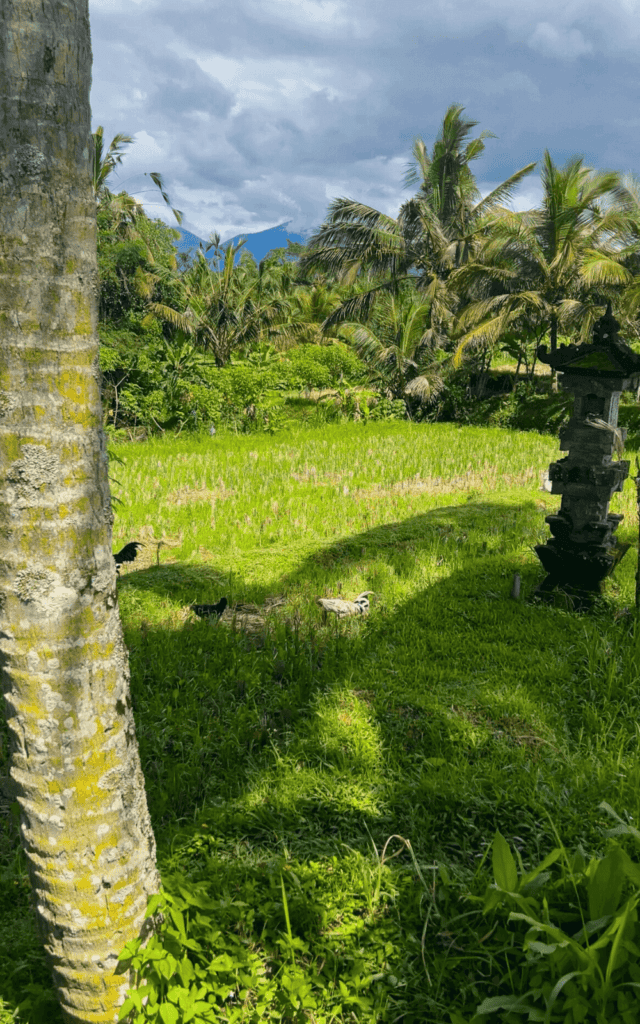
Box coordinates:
[294,104,536,362]
[450,152,636,376]
[141,233,306,366]
[92,125,184,305]
[276,271,352,346]
[92,124,183,233]
[0,4,162,1020]
[337,282,448,412]
[603,171,640,336]
[247,245,389,349]
[222,243,322,350]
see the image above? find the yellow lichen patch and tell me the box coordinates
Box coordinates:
[72,287,94,335]
[18,512,101,563]
[20,345,49,367]
[0,432,22,463]
[32,405,48,423]
[57,369,100,427]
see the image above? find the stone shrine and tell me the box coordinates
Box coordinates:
[533,303,640,610]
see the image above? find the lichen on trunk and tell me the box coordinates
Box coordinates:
[0,2,162,1020]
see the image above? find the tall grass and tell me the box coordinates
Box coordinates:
[2,419,640,1023]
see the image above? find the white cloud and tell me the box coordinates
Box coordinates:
[256,0,355,31]
[527,21,593,59]
[87,0,640,243]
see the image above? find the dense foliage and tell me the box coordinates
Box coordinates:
[94,106,640,443]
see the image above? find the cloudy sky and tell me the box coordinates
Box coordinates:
[88,0,640,245]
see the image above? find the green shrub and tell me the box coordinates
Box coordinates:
[368,397,408,421]
[297,343,368,385]
[427,372,491,426]
[279,351,333,390]
[618,401,640,451]
[452,805,640,1024]
[205,364,278,408]
[426,372,573,435]
[179,383,225,429]
[487,380,572,435]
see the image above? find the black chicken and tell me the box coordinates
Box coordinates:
[113,541,144,574]
[190,598,228,619]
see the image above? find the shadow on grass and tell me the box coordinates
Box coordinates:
[114,494,637,873]
[2,502,638,1021]
[58,491,635,1024]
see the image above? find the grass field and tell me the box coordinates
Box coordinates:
[3,418,640,1023]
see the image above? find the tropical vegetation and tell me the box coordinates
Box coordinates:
[91,106,640,439]
[6,104,640,1023]
[451,151,640,371]
[3,421,640,1023]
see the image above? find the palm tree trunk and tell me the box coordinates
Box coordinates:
[0,3,162,1021]
[512,356,522,391]
[550,313,558,354]
[550,313,558,392]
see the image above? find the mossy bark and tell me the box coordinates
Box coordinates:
[0,2,162,1020]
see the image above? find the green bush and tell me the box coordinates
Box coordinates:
[487,380,572,435]
[297,343,368,385]
[279,351,333,390]
[204,364,277,408]
[452,805,640,1024]
[368,397,408,421]
[618,401,640,451]
[426,372,573,435]
[179,383,226,429]
[427,372,492,426]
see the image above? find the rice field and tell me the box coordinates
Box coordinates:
[112,419,637,590]
[4,418,640,1024]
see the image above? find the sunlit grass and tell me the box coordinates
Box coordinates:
[3,418,640,1023]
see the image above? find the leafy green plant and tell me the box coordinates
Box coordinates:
[316,386,371,423]
[367,395,408,420]
[280,350,333,390]
[458,805,640,1024]
[428,374,488,425]
[299,343,369,385]
[230,342,284,369]
[115,854,396,1023]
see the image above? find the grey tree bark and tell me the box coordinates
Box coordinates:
[0,2,162,1020]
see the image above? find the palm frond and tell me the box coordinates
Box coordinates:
[448,260,519,296]
[456,294,511,330]
[472,162,537,221]
[580,252,633,288]
[621,278,640,315]
[404,373,445,403]
[452,318,505,367]
[402,136,432,191]
[142,303,196,334]
[320,276,414,331]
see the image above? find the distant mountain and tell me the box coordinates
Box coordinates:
[171,220,314,269]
